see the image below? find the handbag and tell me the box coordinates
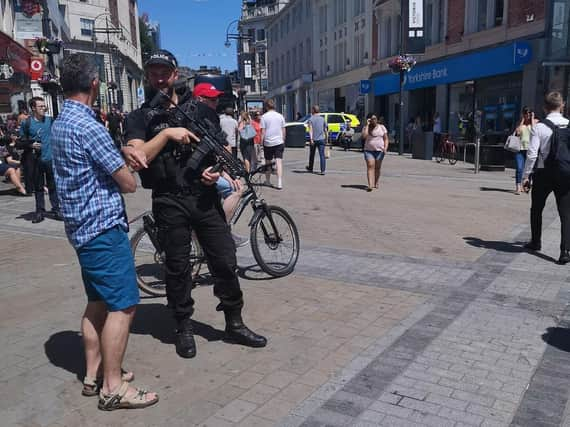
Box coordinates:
[239,123,256,140]
[504,132,521,152]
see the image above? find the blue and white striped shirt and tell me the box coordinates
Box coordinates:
[51,100,127,249]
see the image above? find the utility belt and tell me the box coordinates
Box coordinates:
[152,179,215,197]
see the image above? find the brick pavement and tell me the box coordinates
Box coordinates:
[0,149,569,426]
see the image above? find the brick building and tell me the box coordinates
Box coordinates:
[370,0,548,151]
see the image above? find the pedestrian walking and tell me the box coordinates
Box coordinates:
[305,105,328,175]
[250,110,263,170]
[362,114,389,192]
[219,106,239,158]
[124,50,267,359]
[50,53,158,410]
[433,112,442,154]
[523,91,570,264]
[19,96,60,223]
[261,98,286,189]
[513,107,537,194]
[238,111,256,172]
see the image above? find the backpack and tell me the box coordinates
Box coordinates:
[542,119,570,178]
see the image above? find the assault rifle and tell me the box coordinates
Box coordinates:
[149,90,246,179]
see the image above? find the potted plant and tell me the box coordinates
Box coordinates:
[388,55,417,74]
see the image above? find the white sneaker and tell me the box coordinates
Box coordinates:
[232,233,250,248]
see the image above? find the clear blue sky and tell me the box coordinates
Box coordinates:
[138,0,242,72]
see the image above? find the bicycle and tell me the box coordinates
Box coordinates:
[436,133,458,165]
[129,163,300,297]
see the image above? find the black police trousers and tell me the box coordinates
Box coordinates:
[25,151,59,213]
[530,169,570,251]
[152,191,244,320]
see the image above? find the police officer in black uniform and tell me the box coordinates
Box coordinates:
[124,50,267,358]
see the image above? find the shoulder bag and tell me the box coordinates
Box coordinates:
[504,131,521,152]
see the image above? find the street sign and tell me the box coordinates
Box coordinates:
[30,58,44,80]
[360,80,371,94]
[405,0,425,54]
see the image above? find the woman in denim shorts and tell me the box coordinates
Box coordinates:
[362,114,389,191]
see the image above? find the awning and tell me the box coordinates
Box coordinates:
[0,31,31,75]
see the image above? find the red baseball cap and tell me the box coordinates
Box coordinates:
[193,83,224,98]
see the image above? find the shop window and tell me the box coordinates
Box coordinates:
[80,18,94,37]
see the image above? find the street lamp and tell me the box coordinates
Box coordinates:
[224,19,252,110]
[91,12,123,108]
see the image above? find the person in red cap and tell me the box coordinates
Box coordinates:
[124,50,267,359]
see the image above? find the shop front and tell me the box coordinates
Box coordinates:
[371,41,534,153]
[0,31,32,115]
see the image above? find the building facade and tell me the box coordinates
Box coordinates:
[266,0,313,119]
[0,0,70,117]
[60,0,143,113]
[310,0,371,121]
[370,0,546,148]
[238,0,288,111]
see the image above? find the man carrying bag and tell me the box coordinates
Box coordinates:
[522,91,570,264]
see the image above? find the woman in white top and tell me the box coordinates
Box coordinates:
[361,114,389,191]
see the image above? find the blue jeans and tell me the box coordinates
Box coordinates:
[308,139,326,173]
[514,150,527,184]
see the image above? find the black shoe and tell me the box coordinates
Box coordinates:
[50,209,63,221]
[32,211,44,224]
[305,166,313,173]
[559,251,570,265]
[224,310,267,348]
[524,241,541,251]
[175,317,196,358]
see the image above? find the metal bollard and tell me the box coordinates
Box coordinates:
[474,137,480,174]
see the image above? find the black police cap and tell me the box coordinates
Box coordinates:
[145,49,178,69]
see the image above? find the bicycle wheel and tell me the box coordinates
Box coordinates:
[448,144,458,165]
[250,205,300,277]
[130,227,204,297]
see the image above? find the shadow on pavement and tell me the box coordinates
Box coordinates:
[542,327,570,352]
[463,237,526,253]
[16,211,36,222]
[464,236,558,263]
[291,170,313,174]
[341,184,368,191]
[44,330,85,380]
[237,264,279,281]
[131,303,225,344]
[479,187,515,193]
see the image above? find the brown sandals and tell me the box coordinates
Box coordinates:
[98,381,159,411]
[82,369,135,397]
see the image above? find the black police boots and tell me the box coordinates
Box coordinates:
[559,250,570,265]
[175,317,196,358]
[224,310,267,348]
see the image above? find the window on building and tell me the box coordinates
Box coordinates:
[129,0,137,47]
[257,29,265,41]
[286,50,291,80]
[248,28,256,43]
[292,47,296,75]
[258,50,266,67]
[299,43,304,71]
[354,0,365,17]
[465,0,504,34]
[261,79,268,92]
[425,0,444,46]
[80,18,94,37]
[109,0,119,28]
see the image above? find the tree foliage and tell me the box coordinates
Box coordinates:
[139,17,156,63]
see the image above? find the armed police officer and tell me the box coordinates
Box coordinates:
[124,50,267,359]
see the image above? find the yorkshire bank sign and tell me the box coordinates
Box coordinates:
[405,67,448,85]
[373,41,532,96]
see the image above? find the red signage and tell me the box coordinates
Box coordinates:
[29,57,43,80]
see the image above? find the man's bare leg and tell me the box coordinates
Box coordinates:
[82,301,107,380]
[223,190,241,223]
[100,306,158,402]
[276,158,283,188]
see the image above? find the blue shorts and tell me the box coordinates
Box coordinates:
[76,226,139,311]
[364,150,385,161]
[216,176,234,199]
